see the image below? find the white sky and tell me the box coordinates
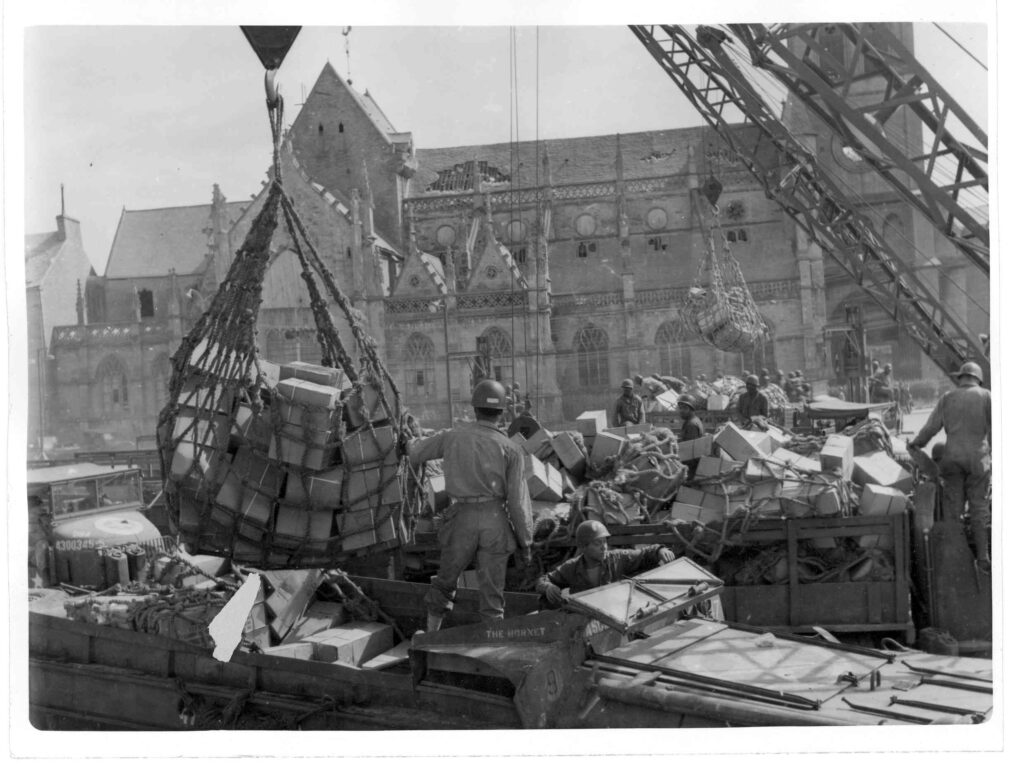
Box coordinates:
[17,9,989,275]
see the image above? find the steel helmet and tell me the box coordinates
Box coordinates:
[677,393,698,410]
[621,378,634,389]
[745,374,760,387]
[471,379,507,409]
[576,520,610,547]
[956,361,984,383]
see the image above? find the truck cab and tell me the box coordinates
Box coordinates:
[27,463,164,588]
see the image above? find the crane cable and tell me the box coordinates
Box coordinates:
[933,22,988,71]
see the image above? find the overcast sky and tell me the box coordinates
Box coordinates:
[15,7,990,275]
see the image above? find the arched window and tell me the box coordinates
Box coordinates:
[482,327,513,383]
[404,332,435,398]
[574,324,609,389]
[138,288,154,318]
[655,320,693,379]
[96,355,130,413]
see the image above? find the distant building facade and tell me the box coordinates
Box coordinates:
[44,24,987,440]
[25,210,94,449]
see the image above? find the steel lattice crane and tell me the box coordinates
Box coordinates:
[727,23,988,275]
[629,24,989,384]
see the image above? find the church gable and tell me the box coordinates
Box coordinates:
[466,223,527,292]
[392,248,446,297]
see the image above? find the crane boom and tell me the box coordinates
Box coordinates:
[727,23,989,274]
[628,24,988,382]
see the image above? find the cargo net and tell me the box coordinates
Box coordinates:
[157,91,419,568]
[680,204,769,353]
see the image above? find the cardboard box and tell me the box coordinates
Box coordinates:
[342,425,397,467]
[858,484,908,549]
[763,424,791,452]
[256,359,281,388]
[820,434,855,480]
[510,432,528,451]
[241,581,270,649]
[232,402,273,451]
[604,426,628,437]
[714,422,770,461]
[770,447,821,473]
[524,427,552,456]
[678,434,714,463]
[335,508,383,536]
[626,422,653,435]
[213,448,281,530]
[574,410,608,436]
[282,466,345,511]
[177,380,230,413]
[279,361,349,390]
[670,501,725,525]
[695,455,743,477]
[706,393,730,411]
[744,457,787,483]
[559,468,579,497]
[346,462,402,511]
[275,506,334,548]
[551,432,587,476]
[360,640,411,671]
[269,424,337,470]
[170,414,229,479]
[674,486,728,515]
[338,513,404,552]
[853,451,914,493]
[259,641,338,662]
[281,600,347,644]
[277,377,342,409]
[527,454,563,502]
[345,381,398,428]
[590,431,628,465]
[302,622,394,667]
[264,568,323,640]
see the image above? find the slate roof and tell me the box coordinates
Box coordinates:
[410,127,701,196]
[104,201,249,278]
[25,232,63,287]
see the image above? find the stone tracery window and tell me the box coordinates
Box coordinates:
[96,355,130,413]
[404,332,435,398]
[655,319,693,379]
[574,324,609,389]
[482,327,513,382]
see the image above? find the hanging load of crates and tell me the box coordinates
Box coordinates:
[156,50,418,568]
[681,178,769,353]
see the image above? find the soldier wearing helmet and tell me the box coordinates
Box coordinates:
[613,378,645,427]
[677,393,704,442]
[409,379,534,630]
[735,374,769,428]
[535,520,675,605]
[908,361,992,572]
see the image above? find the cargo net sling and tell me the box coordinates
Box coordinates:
[157,86,416,568]
[680,186,769,353]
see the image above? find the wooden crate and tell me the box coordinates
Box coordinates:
[719,514,912,638]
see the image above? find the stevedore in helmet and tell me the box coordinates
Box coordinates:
[408,379,534,631]
[735,374,770,429]
[535,520,675,605]
[676,393,706,479]
[613,378,645,427]
[907,361,992,573]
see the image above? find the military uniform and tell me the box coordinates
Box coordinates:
[409,420,533,622]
